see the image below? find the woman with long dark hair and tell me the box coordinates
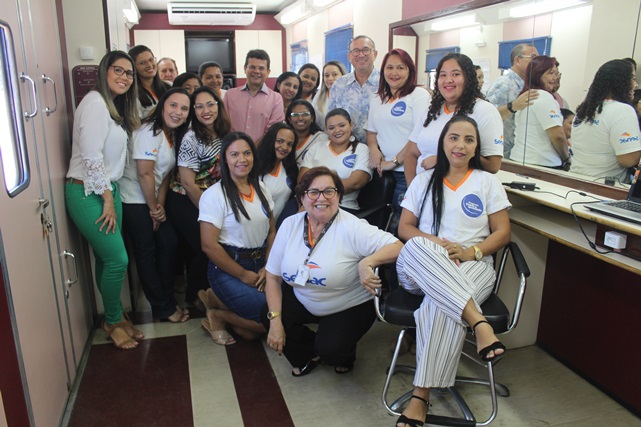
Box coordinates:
[511,55,571,168]
[119,87,191,323]
[396,116,511,426]
[570,59,641,182]
[128,45,171,118]
[274,71,303,115]
[65,50,141,350]
[199,132,275,345]
[404,53,503,186]
[298,63,321,101]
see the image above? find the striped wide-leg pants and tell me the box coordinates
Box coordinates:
[396,236,496,389]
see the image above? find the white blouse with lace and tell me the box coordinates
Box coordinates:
[66,91,128,196]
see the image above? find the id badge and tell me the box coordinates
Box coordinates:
[295,264,310,286]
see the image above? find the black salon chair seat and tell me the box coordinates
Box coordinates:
[375,242,529,426]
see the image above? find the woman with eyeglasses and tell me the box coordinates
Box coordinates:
[511,55,571,169]
[274,72,303,115]
[66,51,141,350]
[255,122,299,224]
[285,99,329,165]
[299,108,371,213]
[165,86,232,311]
[128,45,170,118]
[262,166,402,376]
[119,88,191,324]
[199,132,275,345]
[312,61,347,130]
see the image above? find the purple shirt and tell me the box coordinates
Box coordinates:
[224,83,285,142]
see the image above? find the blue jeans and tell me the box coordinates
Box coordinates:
[390,171,407,236]
[207,249,266,323]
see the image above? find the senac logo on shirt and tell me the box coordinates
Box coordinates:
[461,194,483,218]
[283,263,327,286]
[494,135,504,145]
[286,176,293,189]
[144,148,158,156]
[391,101,407,117]
[549,110,561,120]
[619,132,639,144]
[343,154,357,168]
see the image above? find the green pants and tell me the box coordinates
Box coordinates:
[65,181,128,324]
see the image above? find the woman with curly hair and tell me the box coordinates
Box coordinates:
[570,60,641,183]
[511,56,571,169]
[404,53,503,186]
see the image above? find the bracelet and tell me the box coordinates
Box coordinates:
[391,156,401,167]
[507,102,516,114]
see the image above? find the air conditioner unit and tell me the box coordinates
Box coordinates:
[167,2,257,26]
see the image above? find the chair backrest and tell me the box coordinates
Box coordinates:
[356,171,395,229]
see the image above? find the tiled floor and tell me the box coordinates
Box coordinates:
[64,318,641,427]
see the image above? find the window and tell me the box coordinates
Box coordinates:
[291,41,308,72]
[425,46,461,91]
[325,25,352,72]
[498,36,552,70]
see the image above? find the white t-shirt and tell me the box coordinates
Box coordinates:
[119,123,176,204]
[266,210,398,316]
[409,99,504,174]
[295,131,329,166]
[401,169,511,259]
[366,88,431,172]
[66,91,128,196]
[512,90,563,167]
[570,100,641,182]
[301,140,372,210]
[198,181,274,248]
[261,162,293,220]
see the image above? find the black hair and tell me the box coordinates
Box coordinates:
[273,72,303,99]
[325,108,358,153]
[298,63,321,99]
[285,99,322,135]
[255,123,299,191]
[173,72,202,89]
[423,53,483,127]
[219,132,272,221]
[142,87,192,156]
[417,116,482,235]
[189,86,232,146]
[128,45,171,109]
[198,61,223,79]
[244,49,271,70]
[560,108,575,120]
[575,60,634,124]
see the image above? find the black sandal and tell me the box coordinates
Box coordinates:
[292,358,319,377]
[396,395,429,427]
[472,320,506,361]
[334,363,354,374]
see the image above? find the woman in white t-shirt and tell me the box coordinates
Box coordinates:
[199,132,276,346]
[367,48,431,233]
[256,122,299,226]
[119,87,191,323]
[511,56,571,169]
[571,59,641,183]
[404,53,504,186]
[263,167,402,376]
[299,108,372,213]
[166,86,232,310]
[285,99,329,165]
[65,51,141,350]
[396,116,511,427]
[312,61,347,130]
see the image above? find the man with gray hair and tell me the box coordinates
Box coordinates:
[486,43,540,157]
[328,35,380,143]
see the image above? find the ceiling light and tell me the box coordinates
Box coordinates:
[430,14,480,32]
[508,0,586,18]
[275,0,312,26]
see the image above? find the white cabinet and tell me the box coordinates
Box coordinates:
[133,29,186,74]
[235,30,283,76]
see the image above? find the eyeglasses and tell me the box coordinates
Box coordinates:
[290,112,311,118]
[194,101,218,111]
[137,57,157,67]
[305,187,338,200]
[519,54,538,59]
[349,47,373,56]
[109,66,135,79]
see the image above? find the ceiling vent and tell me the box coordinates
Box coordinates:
[167,2,257,26]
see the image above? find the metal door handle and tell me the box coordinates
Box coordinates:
[63,250,78,287]
[20,72,38,119]
[42,74,57,115]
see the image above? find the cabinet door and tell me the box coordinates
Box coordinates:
[235,30,283,75]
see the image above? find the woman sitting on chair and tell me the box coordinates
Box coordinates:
[396,116,511,427]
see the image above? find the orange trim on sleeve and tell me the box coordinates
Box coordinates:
[443,168,473,191]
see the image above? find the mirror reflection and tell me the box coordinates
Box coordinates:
[390,0,641,190]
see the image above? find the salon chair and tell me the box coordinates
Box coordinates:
[356,171,395,231]
[375,242,530,426]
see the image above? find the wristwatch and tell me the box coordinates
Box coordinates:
[391,156,401,167]
[267,311,281,320]
[472,245,483,261]
[507,102,516,114]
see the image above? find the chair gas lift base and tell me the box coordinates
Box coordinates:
[375,242,530,426]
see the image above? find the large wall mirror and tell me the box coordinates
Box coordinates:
[390,0,641,198]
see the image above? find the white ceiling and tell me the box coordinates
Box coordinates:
[135,0,298,13]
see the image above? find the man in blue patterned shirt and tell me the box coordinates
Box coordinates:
[486,43,539,157]
[328,35,380,143]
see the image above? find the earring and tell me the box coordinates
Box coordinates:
[349,135,355,142]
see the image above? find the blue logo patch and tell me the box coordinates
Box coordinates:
[391,101,407,117]
[261,204,270,218]
[286,176,293,189]
[343,154,357,168]
[461,194,483,218]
